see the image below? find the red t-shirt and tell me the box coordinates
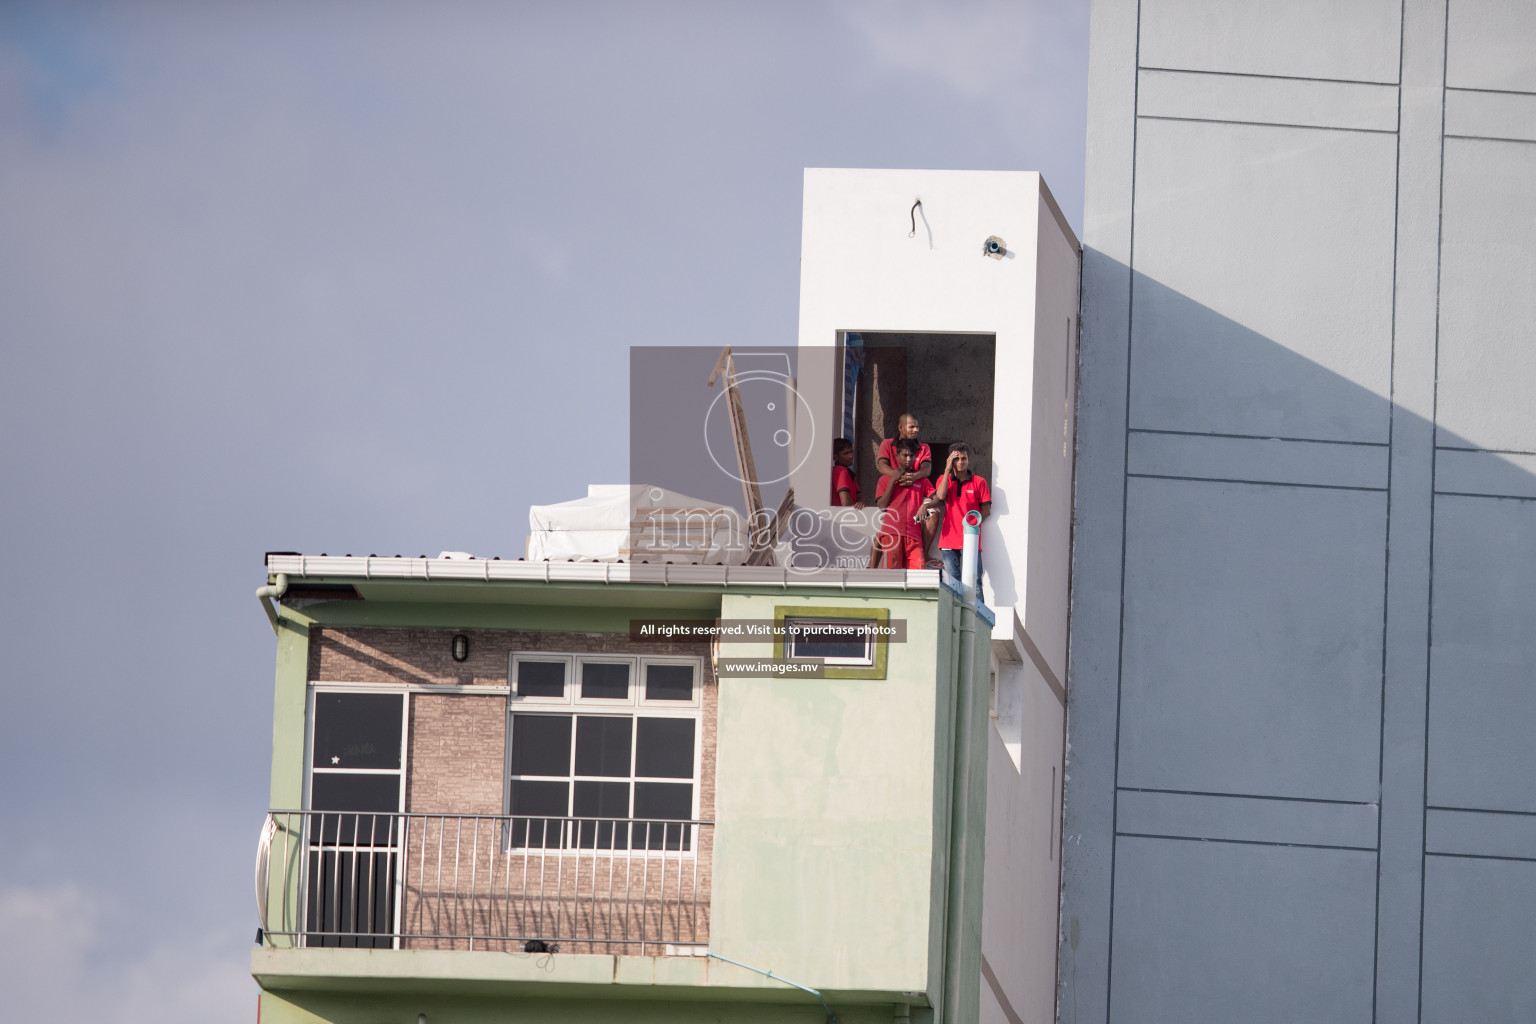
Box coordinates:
[876,475,935,540]
[831,464,860,506]
[937,472,991,550]
[877,438,932,475]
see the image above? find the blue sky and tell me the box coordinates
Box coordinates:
[0,2,1086,1019]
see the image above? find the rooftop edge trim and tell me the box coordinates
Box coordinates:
[265,555,942,591]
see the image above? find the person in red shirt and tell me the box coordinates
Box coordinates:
[923,442,992,586]
[876,413,932,485]
[876,413,935,550]
[875,438,935,570]
[831,437,863,508]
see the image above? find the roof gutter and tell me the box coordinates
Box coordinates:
[262,554,943,591]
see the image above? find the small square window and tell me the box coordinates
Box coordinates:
[580,660,631,701]
[644,663,694,702]
[784,618,876,666]
[514,657,567,699]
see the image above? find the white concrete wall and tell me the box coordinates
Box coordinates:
[796,169,1078,657]
[1024,192,1082,678]
[795,168,1079,1024]
[980,644,1068,1024]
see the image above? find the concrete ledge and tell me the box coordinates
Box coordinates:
[252,947,928,1007]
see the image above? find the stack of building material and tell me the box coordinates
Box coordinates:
[528,484,751,565]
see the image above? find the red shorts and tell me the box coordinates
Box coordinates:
[878,532,927,570]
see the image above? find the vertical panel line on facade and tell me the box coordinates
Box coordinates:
[1104,2,1147,1019]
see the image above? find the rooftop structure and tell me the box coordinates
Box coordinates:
[250,170,1080,1024]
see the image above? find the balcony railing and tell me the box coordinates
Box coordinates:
[256,811,713,955]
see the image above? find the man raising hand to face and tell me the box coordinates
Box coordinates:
[922,442,991,587]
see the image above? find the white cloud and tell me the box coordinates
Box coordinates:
[0,883,256,1024]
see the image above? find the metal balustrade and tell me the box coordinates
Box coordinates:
[256,811,712,954]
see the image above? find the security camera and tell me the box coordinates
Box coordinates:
[984,236,1007,260]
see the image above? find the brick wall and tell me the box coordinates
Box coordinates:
[406,694,504,815]
[308,625,716,951]
[310,626,716,821]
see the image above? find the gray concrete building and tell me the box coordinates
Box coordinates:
[1063,1,1536,1021]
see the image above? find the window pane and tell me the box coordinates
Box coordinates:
[311,773,401,812]
[635,718,695,779]
[573,781,631,849]
[510,714,572,776]
[312,693,402,769]
[516,660,565,698]
[786,619,871,661]
[575,716,633,777]
[634,781,692,819]
[510,779,570,815]
[645,663,694,701]
[581,661,630,700]
[509,780,569,848]
[634,782,693,851]
[310,774,401,845]
[573,780,631,817]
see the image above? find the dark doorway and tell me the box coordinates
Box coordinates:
[844,333,996,500]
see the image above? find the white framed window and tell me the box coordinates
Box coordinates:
[783,617,878,667]
[307,687,409,816]
[504,655,703,852]
[510,653,573,704]
[510,653,701,707]
[640,657,702,705]
[577,656,636,704]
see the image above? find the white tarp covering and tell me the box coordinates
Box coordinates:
[781,505,884,571]
[528,484,752,565]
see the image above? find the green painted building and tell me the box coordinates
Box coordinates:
[253,559,994,1024]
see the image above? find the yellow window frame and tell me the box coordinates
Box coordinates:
[772,605,891,680]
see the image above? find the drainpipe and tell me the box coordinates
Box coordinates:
[960,511,981,600]
[256,573,288,635]
[942,510,986,1024]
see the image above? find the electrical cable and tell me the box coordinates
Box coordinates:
[705,951,838,1022]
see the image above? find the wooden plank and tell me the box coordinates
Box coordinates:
[745,487,796,566]
[707,345,770,561]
